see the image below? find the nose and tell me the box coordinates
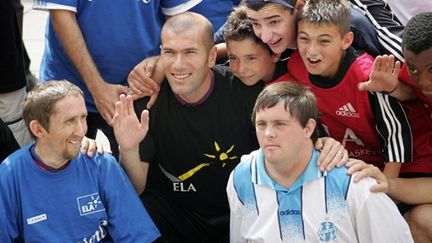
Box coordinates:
[173,54,184,70]
[260,28,273,44]
[238,59,247,74]
[306,42,319,56]
[75,119,87,137]
[265,126,275,139]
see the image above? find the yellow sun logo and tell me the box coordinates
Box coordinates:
[178,141,238,181]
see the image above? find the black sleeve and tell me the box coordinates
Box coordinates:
[0,119,20,162]
[350,0,405,61]
[368,92,413,163]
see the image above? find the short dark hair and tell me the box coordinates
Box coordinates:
[244,0,296,12]
[252,82,319,143]
[402,12,432,55]
[224,6,273,55]
[298,0,351,36]
[162,12,214,50]
[23,80,84,138]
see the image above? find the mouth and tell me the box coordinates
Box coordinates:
[172,73,191,80]
[68,138,83,146]
[267,37,282,48]
[307,57,321,65]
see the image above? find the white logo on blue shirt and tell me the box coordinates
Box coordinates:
[317,221,337,242]
[77,193,105,216]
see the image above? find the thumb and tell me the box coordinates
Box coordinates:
[117,85,129,94]
[357,81,370,91]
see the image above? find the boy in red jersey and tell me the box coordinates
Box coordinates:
[357,12,432,242]
[287,0,412,179]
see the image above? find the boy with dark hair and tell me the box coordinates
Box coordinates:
[357,12,432,242]
[223,6,292,86]
[288,0,412,179]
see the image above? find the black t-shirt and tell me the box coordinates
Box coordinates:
[0,0,26,93]
[0,119,20,162]
[136,65,263,219]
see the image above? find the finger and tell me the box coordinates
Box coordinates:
[112,102,121,128]
[81,137,89,154]
[336,149,349,167]
[394,60,401,76]
[370,183,388,193]
[128,81,143,96]
[126,95,134,116]
[97,141,104,155]
[141,109,150,133]
[86,140,96,157]
[372,55,383,72]
[325,149,345,171]
[145,61,155,78]
[357,81,370,91]
[147,90,160,109]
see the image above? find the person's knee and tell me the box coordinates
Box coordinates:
[405,204,432,240]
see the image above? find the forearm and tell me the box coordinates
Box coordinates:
[50,10,104,91]
[119,148,148,195]
[390,81,417,101]
[388,177,432,204]
[382,162,401,179]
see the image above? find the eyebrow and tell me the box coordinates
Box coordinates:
[248,15,281,22]
[298,31,333,38]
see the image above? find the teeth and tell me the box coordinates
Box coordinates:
[270,38,281,45]
[173,73,190,80]
[309,58,320,62]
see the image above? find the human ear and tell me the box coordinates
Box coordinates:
[304,118,317,138]
[342,31,354,50]
[208,46,218,67]
[29,120,47,139]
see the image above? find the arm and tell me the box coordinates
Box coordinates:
[387,177,432,204]
[50,10,128,124]
[112,94,150,194]
[227,173,245,243]
[99,155,159,241]
[370,92,412,179]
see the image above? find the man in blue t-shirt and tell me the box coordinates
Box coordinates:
[0,80,159,242]
[33,0,200,158]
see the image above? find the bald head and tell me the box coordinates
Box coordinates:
[162,12,215,51]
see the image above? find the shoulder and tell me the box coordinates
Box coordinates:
[75,152,119,171]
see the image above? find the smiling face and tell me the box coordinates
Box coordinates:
[255,101,314,166]
[403,47,432,99]
[227,37,279,85]
[160,26,217,103]
[246,3,297,54]
[297,21,353,78]
[39,95,88,162]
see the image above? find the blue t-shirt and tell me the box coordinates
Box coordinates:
[0,144,160,242]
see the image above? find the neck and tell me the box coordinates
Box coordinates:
[265,145,313,188]
[177,71,213,104]
[34,144,69,169]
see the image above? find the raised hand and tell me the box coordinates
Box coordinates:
[358,55,400,93]
[112,94,149,152]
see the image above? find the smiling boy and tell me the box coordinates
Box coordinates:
[287,0,412,179]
